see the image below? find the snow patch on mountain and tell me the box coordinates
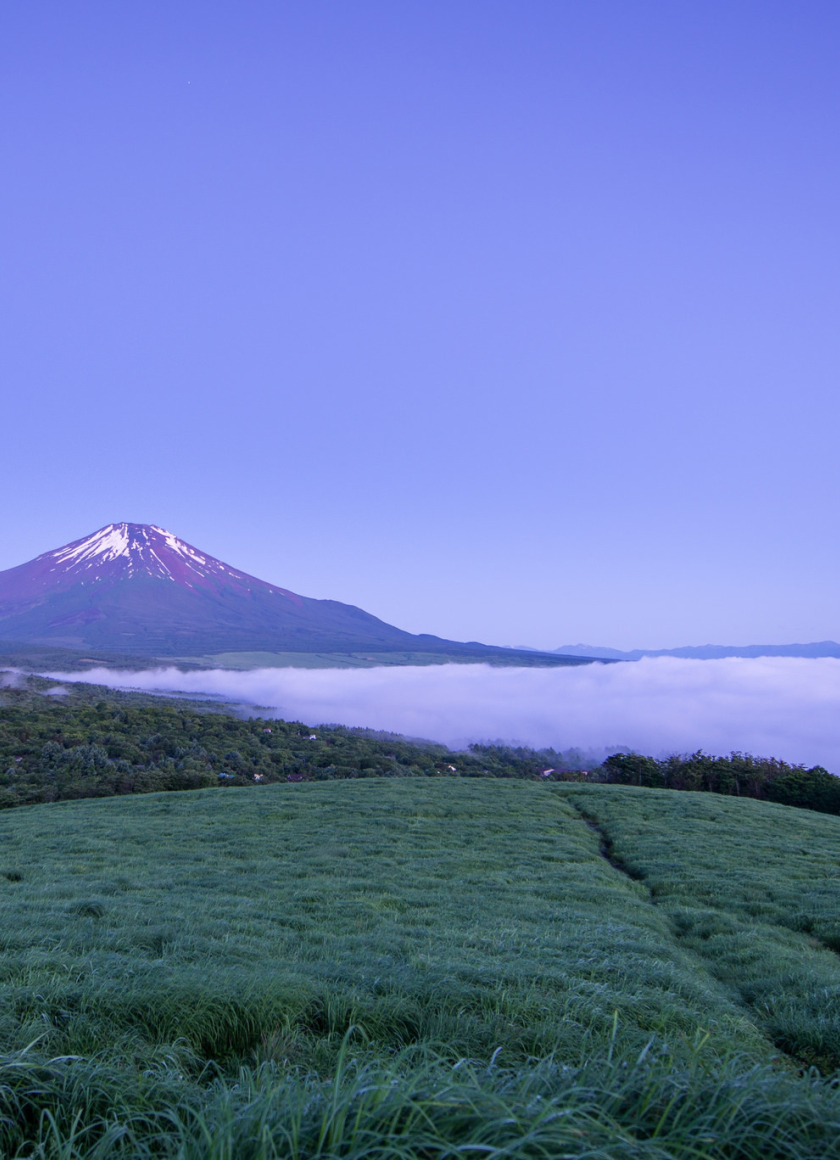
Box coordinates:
[42,524,186,583]
[157,527,210,566]
[10,523,310,609]
[34,523,241,587]
[51,524,132,567]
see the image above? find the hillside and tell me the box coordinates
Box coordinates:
[2,779,840,1156]
[0,524,583,666]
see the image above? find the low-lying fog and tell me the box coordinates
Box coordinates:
[45,656,840,770]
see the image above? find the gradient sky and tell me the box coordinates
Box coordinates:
[2,2,839,651]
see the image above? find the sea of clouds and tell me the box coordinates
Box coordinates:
[44,656,840,770]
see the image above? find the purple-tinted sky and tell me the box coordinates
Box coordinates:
[2,2,839,650]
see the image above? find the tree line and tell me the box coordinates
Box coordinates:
[596,750,840,815]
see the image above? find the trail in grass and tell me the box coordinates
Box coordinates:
[560,784,840,1070]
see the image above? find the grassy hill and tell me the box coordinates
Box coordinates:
[2,780,840,1156]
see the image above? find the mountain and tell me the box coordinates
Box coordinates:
[0,524,580,663]
[554,642,840,660]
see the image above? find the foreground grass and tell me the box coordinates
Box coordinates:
[0,781,761,1066]
[5,1043,840,1159]
[1,780,840,1155]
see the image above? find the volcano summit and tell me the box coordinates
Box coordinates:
[0,524,572,665]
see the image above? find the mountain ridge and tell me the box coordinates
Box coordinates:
[553,642,840,660]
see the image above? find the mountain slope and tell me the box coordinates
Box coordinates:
[0,524,568,661]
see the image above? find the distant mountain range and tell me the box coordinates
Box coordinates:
[0,523,585,667]
[553,642,840,660]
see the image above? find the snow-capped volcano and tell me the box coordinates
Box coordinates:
[50,523,208,582]
[35,523,301,598]
[0,523,479,659]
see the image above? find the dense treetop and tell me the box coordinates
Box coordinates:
[0,676,586,807]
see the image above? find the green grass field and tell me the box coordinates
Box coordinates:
[2,780,840,1156]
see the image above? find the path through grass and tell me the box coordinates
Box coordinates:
[559,784,840,1071]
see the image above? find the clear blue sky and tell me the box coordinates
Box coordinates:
[2,2,838,650]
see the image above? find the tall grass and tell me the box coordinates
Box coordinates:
[0,781,767,1069]
[1,780,840,1154]
[3,1037,840,1159]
